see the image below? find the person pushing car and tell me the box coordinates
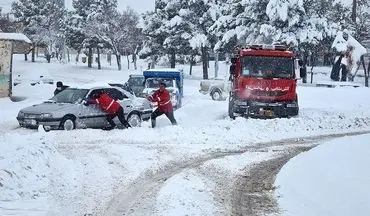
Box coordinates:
[88,91,131,130]
[147,82,177,128]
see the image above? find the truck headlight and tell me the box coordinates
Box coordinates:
[235,101,248,106]
[40,113,53,118]
[286,103,298,108]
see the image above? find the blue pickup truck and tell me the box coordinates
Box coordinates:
[142,68,184,109]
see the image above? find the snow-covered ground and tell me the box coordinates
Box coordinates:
[1,54,370,215]
[275,134,370,216]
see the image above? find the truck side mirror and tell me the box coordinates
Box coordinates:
[230,65,235,75]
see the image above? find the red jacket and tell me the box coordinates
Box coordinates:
[89,93,121,114]
[148,89,173,112]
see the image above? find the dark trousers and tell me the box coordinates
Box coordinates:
[106,107,131,129]
[340,65,348,82]
[151,108,177,128]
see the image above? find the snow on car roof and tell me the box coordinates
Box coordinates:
[70,81,125,89]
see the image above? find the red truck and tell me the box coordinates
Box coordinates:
[228,44,305,119]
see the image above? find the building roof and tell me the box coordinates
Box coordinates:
[0,33,32,44]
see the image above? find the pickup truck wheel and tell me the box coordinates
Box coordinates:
[211,89,222,101]
[228,96,236,120]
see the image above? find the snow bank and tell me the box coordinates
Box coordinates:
[0,133,81,216]
[275,133,370,216]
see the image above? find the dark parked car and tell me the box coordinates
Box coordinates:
[124,75,145,97]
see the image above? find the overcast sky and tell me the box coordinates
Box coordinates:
[0,0,351,14]
[64,0,155,14]
[1,0,155,14]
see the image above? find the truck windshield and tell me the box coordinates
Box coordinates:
[242,56,294,79]
[146,78,174,88]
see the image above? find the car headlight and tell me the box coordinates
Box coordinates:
[40,113,53,118]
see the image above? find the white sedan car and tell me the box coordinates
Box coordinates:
[17,83,153,131]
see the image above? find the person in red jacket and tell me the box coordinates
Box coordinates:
[88,91,131,130]
[147,82,177,128]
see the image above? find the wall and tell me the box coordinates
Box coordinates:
[0,40,12,97]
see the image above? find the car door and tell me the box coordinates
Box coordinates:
[78,89,109,128]
[105,88,133,115]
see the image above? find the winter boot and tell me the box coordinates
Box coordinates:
[151,119,156,128]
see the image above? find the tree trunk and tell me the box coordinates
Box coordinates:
[215,52,219,78]
[133,53,137,70]
[352,0,357,22]
[31,48,35,62]
[207,51,210,68]
[88,47,92,68]
[24,54,28,61]
[76,49,81,63]
[201,46,208,79]
[362,55,368,87]
[170,51,176,68]
[189,54,194,76]
[67,48,70,63]
[116,54,122,71]
[97,47,101,70]
[127,55,130,70]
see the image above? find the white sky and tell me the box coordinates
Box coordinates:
[0,0,155,14]
[64,0,155,14]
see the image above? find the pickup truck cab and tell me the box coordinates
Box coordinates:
[142,69,184,109]
[199,76,230,101]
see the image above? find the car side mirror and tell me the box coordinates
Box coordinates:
[230,65,236,75]
[82,99,89,106]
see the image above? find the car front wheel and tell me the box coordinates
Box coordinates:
[60,116,76,131]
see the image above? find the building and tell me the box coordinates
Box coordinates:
[0,33,32,97]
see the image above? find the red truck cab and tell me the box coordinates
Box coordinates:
[228,44,304,118]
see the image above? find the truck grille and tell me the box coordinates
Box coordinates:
[250,90,287,97]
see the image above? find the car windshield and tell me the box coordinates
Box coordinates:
[242,56,294,79]
[146,78,174,88]
[50,88,89,103]
[128,77,144,86]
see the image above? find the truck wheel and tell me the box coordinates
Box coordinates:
[211,89,222,101]
[289,96,299,117]
[228,96,236,120]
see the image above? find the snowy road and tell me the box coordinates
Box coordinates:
[102,131,369,216]
[2,57,370,215]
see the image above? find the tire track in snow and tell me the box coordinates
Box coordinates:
[103,130,370,216]
[230,146,312,216]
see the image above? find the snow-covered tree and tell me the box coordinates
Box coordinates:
[140,0,193,68]
[140,11,166,68]
[0,10,17,33]
[11,0,66,62]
